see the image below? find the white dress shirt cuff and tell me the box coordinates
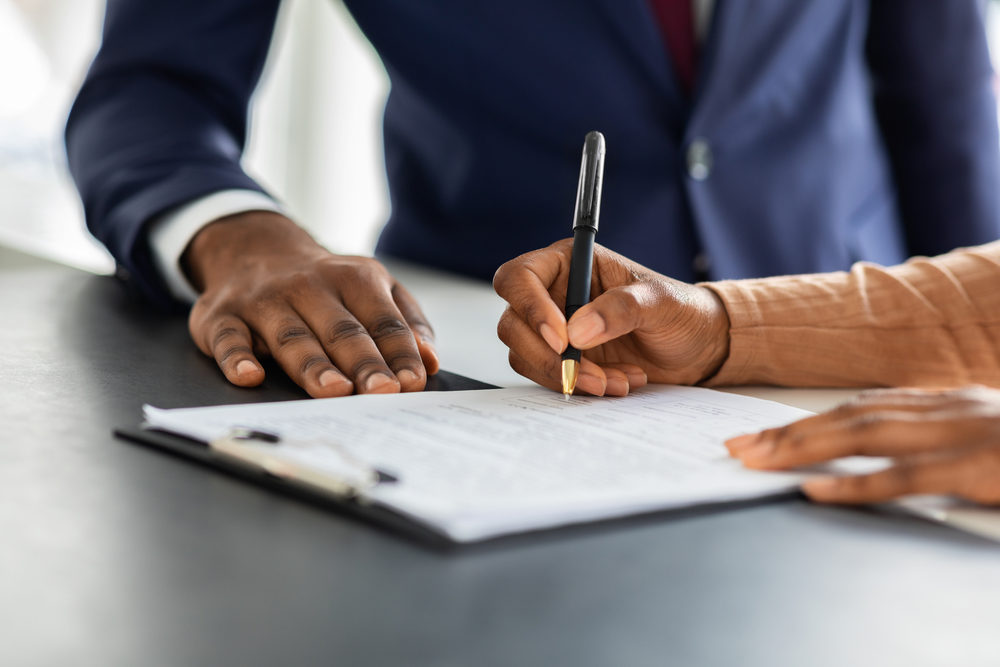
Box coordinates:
[148,190,283,303]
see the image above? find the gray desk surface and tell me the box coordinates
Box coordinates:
[3,245,999,667]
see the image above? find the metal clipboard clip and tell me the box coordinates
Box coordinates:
[209,427,394,501]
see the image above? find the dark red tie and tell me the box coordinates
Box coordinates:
[648,0,698,94]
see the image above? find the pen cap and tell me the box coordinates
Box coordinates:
[572,131,605,233]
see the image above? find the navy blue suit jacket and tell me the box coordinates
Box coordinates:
[67,0,1000,307]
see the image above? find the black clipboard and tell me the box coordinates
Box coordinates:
[115,370,498,548]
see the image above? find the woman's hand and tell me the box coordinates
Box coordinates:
[727,386,1000,505]
[493,239,730,396]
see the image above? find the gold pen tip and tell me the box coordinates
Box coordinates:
[561,359,580,398]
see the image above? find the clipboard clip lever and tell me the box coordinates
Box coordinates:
[211,427,396,502]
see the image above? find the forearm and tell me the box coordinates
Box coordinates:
[703,242,1000,388]
[65,0,281,306]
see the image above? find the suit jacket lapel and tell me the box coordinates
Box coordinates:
[688,0,759,133]
[592,0,686,113]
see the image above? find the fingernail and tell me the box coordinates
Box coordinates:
[539,322,564,353]
[397,369,420,385]
[365,373,397,393]
[236,360,259,377]
[568,312,606,347]
[605,376,630,396]
[319,370,348,389]
[802,477,838,496]
[625,370,648,388]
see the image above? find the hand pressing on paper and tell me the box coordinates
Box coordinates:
[183,211,439,398]
[493,240,730,396]
[727,386,1000,505]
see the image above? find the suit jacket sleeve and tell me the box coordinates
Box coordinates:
[866,0,1000,257]
[65,0,282,308]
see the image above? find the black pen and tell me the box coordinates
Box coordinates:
[562,131,606,398]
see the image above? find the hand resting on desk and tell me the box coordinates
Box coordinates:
[727,386,1000,505]
[182,211,439,398]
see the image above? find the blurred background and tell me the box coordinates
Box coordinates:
[0,0,388,273]
[2,0,1000,274]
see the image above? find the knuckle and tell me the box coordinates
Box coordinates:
[520,301,545,328]
[188,298,224,336]
[885,464,916,492]
[300,355,330,376]
[784,432,808,451]
[212,326,244,350]
[284,270,319,295]
[848,413,885,433]
[492,263,512,293]
[616,287,642,313]
[835,475,868,496]
[766,425,791,444]
[247,289,281,314]
[340,257,384,283]
[385,350,422,369]
[325,319,370,346]
[508,350,536,381]
[274,322,311,349]
[831,400,863,418]
[218,343,253,366]
[496,311,516,346]
[369,316,411,341]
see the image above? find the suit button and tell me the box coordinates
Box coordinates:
[686,139,713,181]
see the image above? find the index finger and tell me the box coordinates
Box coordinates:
[726,388,968,455]
[493,241,571,354]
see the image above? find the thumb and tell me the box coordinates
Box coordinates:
[567,283,655,349]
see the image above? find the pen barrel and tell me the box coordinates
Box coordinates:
[562,230,592,362]
[562,131,603,367]
[565,227,595,311]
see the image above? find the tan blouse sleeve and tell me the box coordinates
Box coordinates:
[701,241,1000,388]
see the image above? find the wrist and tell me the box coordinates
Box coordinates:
[182,211,323,292]
[694,284,732,383]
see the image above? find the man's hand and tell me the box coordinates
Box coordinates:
[493,239,730,396]
[183,211,439,398]
[727,386,1000,505]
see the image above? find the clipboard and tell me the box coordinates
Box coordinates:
[115,370,498,548]
[117,380,817,547]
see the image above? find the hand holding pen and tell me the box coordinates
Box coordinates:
[493,133,731,396]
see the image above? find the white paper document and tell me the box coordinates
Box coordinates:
[144,385,817,542]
